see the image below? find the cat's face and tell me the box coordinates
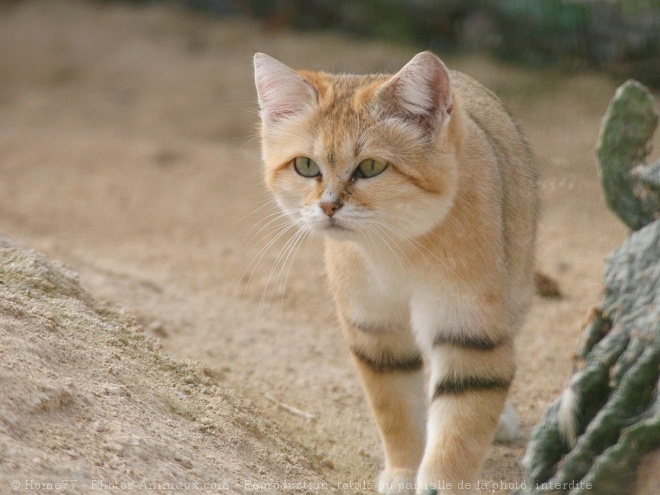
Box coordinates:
[254,52,458,243]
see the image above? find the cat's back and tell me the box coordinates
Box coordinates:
[450,68,538,211]
[450,70,538,319]
[450,70,534,175]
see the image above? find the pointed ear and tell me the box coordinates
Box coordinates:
[254,53,317,125]
[376,51,453,133]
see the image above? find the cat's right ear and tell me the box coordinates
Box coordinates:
[253,53,317,125]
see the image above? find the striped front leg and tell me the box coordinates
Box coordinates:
[416,332,515,495]
[341,316,426,495]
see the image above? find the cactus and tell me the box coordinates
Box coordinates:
[515,81,660,495]
[596,80,658,230]
[516,220,660,495]
[631,160,660,222]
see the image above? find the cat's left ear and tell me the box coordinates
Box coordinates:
[376,51,453,133]
[254,53,318,126]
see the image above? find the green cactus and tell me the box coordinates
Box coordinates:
[515,220,660,495]
[631,160,660,222]
[572,393,660,495]
[596,80,658,230]
[516,80,660,494]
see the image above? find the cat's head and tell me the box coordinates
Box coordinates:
[254,51,459,243]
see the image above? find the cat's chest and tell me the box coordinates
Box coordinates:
[326,244,418,329]
[348,269,411,331]
[358,261,411,303]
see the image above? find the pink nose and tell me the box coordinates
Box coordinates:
[320,201,342,217]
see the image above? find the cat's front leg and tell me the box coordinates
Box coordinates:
[340,316,426,495]
[412,307,515,494]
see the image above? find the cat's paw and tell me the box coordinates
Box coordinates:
[493,401,520,443]
[413,476,442,495]
[377,468,417,495]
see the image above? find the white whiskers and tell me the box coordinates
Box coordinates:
[236,198,447,322]
[235,200,319,320]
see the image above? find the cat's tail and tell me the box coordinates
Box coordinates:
[558,384,579,447]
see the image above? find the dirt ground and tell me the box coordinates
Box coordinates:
[1,1,658,494]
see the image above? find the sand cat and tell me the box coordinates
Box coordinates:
[254,51,537,495]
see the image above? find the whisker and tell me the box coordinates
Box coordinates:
[260,226,307,314]
[357,119,387,150]
[242,206,300,246]
[236,220,299,302]
[368,224,413,278]
[372,212,450,269]
[275,229,312,316]
[238,134,262,151]
[219,101,261,115]
[243,209,290,244]
[237,197,278,223]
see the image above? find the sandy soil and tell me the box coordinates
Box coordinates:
[0,233,332,494]
[1,1,658,494]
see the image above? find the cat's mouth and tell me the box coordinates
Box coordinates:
[325,220,350,231]
[301,211,356,238]
[318,218,352,236]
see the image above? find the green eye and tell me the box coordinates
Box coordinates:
[293,157,320,178]
[355,158,388,179]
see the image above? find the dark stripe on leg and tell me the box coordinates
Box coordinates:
[433,333,509,351]
[350,347,423,373]
[432,374,513,400]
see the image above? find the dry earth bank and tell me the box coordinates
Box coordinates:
[0,235,333,494]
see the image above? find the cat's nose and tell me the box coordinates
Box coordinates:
[320,201,343,217]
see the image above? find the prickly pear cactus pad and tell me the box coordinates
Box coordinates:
[596,80,658,230]
[514,220,660,495]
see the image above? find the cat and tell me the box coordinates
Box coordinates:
[254,51,538,495]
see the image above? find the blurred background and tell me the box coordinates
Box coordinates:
[112,0,660,87]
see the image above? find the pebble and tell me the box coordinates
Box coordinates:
[105,384,130,397]
[103,441,124,454]
[320,457,334,469]
[174,452,193,469]
[65,448,78,458]
[147,320,168,337]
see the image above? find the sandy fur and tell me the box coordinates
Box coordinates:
[255,51,537,494]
